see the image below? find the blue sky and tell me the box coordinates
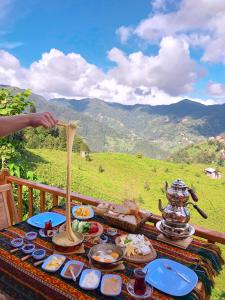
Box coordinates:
[0,0,225,105]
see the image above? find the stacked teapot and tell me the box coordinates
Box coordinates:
[156,179,207,240]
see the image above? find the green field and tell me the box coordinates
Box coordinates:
[29,149,225,297]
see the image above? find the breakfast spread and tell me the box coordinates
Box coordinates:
[118,234,151,256]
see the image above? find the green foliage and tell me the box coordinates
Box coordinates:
[136,153,143,159]
[24,127,89,153]
[0,88,32,116]
[0,88,32,167]
[85,153,92,161]
[171,140,225,165]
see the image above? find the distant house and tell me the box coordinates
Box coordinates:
[204,168,222,179]
[80,151,89,158]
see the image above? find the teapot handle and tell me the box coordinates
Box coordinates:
[193,204,208,219]
[188,188,198,202]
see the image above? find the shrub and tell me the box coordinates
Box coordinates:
[136,153,143,159]
[144,181,150,191]
[99,165,105,173]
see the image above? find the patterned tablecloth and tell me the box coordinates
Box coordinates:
[0,206,224,300]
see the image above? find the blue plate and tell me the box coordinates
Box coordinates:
[42,254,66,273]
[79,269,101,290]
[100,274,122,296]
[27,212,66,228]
[72,205,94,220]
[60,260,84,279]
[144,258,198,297]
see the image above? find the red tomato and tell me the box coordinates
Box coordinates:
[88,223,99,234]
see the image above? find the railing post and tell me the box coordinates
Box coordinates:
[17,184,23,221]
[52,194,58,207]
[28,187,34,217]
[0,168,10,185]
[40,191,45,212]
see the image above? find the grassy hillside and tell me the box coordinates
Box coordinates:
[29,149,225,295]
[170,138,225,165]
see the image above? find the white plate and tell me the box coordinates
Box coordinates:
[42,254,66,273]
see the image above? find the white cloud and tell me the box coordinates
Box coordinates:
[152,0,167,11]
[0,41,23,49]
[0,47,216,105]
[116,26,133,43]
[120,0,225,64]
[207,81,225,97]
[108,36,202,96]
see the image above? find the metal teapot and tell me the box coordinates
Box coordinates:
[157,179,207,240]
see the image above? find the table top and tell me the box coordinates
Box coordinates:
[0,206,223,300]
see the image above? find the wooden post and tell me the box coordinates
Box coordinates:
[40,191,45,212]
[52,194,58,207]
[0,168,10,185]
[28,187,34,217]
[17,184,23,221]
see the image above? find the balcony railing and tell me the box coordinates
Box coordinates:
[1,169,225,245]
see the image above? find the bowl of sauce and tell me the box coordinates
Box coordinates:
[11,238,24,248]
[32,249,46,260]
[25,231,37,241]
[22,244,35,254]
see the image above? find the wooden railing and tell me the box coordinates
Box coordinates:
[1,169,225,245]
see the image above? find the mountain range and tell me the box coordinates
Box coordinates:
[1,85,225,158]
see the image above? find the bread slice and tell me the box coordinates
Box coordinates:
[118,214,137,225]
[123,200,139,217]
[110,204,131,215]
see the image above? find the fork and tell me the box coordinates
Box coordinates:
[164,263,190,283]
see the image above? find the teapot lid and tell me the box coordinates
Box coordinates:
[171,179,187,189]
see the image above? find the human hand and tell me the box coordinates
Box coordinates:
[28,112,58,129]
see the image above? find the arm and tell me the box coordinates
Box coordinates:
[0,112,58,137]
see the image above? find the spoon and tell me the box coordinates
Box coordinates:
[164,263,190,283]
[21,254,32,261]
[69,266,77,282]
[34,258,45,266]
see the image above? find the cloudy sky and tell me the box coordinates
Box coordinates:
[0,0,225,105]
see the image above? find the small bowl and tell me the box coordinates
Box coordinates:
[22,244,35,254]
[11,238,24,248]
[32,249,46,260]
[25,231,37,241]
[107,228,118,236]
[99,234,109,244]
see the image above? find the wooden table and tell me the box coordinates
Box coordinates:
[0,206,223,300]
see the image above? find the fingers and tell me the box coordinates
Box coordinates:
[29,112,58,129]
[43,112,58,128]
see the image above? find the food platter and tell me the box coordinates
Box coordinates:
[115,234,157,263]
[60,221,103,239]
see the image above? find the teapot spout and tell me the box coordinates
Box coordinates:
[158,199,164,212]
